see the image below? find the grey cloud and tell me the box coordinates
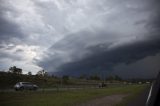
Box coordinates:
[56,6,160,78]
[0,16,23,43]
[15,49,24,53]
[37,28,118,71]
[0,51,24,61]
[56,37,160,76]
[112,53,160,78]
[0,2,24,44]
[37,0,160,78]
[0,0,160,78]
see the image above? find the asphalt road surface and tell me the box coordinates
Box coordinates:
[0,86,99,92]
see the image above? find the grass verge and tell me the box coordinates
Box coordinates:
[115,84,148,106]
[0,84,148,106]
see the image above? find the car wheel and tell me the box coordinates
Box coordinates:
[20,87,24,91]
[15,88,18,91]
[33,87,37,91]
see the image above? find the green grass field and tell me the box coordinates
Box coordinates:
[0,84,148,106]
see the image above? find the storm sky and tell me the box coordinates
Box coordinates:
[0,0,160,78]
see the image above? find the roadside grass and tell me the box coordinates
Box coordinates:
[0,84,148,106]
[115,84,148,106]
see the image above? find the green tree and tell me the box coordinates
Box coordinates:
[9,66,22,74]
[106,75,122,81]
[106,76,114,80]
[62,75,69,84]
[36,70,47,77]
[28,71,32,76]
[79,74,87,79]
[115,75,122,81]
[89,75,100,80]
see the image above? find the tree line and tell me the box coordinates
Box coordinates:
[8,66,48,76]
[0,66,151,89]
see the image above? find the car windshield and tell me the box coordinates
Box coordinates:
[22,82,32,85]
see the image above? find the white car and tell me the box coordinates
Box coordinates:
[14,82,38,91]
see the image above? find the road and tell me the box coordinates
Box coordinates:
[0,86,99,92]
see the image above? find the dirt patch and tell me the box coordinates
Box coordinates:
[77,94,127,106]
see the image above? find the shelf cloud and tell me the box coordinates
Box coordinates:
[0,0,160,78]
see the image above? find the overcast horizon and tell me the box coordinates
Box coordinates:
[0,0,160,78]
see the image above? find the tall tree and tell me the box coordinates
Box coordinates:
[9,66,22,74]
[89,75,100,80]
[36,70,47,77]
[28,71,32,76]
[62,75,69,84]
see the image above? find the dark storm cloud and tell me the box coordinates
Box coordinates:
[0,2,24,44]
[112,53,160,78]
[1,0,160,77]
[0,19,22,44]
[0,51,23,61]
[0,0,44,73]
[37,0,160,78]
[57,37,160,75]
[0,15,21,40]
[0,1,25,69]
[37,29,117,72]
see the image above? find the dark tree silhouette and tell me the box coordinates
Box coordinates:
[36,70,47,77]
[62,75,69,84]
[89,75,100,80]
[9,66,22,74]
[28,71,32,76]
